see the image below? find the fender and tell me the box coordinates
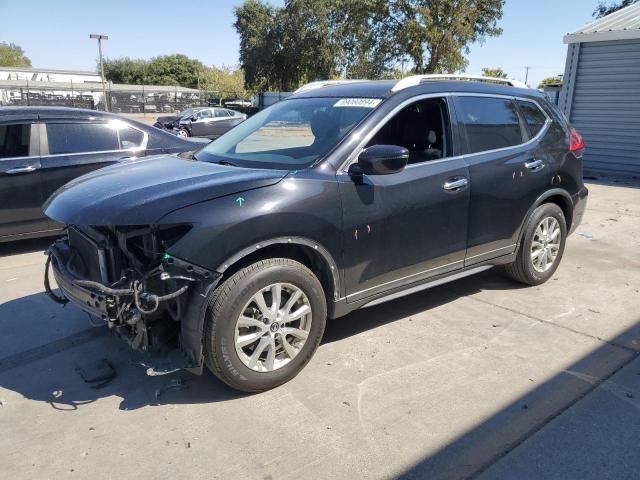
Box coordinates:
[515,188,574,250]
[179,236,342,373]
[216,236,342,301]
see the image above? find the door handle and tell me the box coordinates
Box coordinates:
[6,165,38,174]
[524,159,545,171]
[443,177,468,192]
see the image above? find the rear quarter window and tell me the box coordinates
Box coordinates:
[457,96,524,154]
[516,100,548,137]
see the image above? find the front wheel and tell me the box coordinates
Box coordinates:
[204,258,327,392]
[176,128,189,137]
[504,203,567,286]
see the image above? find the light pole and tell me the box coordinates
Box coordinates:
[524,66,532,86]
[90,34,109,111]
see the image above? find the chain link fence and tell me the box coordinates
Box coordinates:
[0,79,236,114]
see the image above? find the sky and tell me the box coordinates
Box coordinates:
[0,0,604,88]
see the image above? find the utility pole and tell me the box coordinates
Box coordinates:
[524,66,532,86]
[90,34,109,111]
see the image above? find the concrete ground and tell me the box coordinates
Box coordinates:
[1,179,639,479]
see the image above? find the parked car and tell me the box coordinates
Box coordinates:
[44,76,588,393]
[154,107,247,139]
[0,106,209,242]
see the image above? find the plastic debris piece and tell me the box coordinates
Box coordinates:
[75,359,116,389]
[155,377,187,400]
[575,232,594,239]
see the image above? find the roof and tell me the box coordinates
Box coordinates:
[289,78,537,100]
[0,79,199,93]
[0,66,100,76]
[564,2,640,44]
[0,106,120,119]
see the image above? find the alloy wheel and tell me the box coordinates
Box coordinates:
[234,283,312,372]
[531,216,561,273]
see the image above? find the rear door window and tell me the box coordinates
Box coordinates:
[47,123,119,154]
[0,123,31,158]
[457,97,524,154]
[517,100,548,137]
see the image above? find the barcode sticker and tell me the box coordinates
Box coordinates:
[333,98,382,108]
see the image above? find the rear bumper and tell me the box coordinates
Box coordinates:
[570,185,589,234]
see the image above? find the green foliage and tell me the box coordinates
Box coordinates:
[593,0,638,18]
[234,0,505,90]
[481,67,508,78]
[537,76,562,89]
[200,65,248,99]
[103,54,205,88]
[0,42,31,67]
[390,0,504,73]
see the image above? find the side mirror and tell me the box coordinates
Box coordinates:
[349,145,409,176]
[190,115,198,121]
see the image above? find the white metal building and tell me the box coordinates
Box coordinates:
[0,66,102,84]
[559,3,640,175]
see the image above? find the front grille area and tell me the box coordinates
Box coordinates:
[67,227,106,282]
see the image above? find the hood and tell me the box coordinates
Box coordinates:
[44,155,287,225]
[156,114,180,124]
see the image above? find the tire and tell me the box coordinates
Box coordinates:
[504,203,567,286]
[204,258,327,393]
[176,128,189,137]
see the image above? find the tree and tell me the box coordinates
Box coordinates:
[235,0,399,90]
[0,42,31,67]
[538,76,562,89]
[234,0,506,89]
[481,67,508,78]
[593,0,638,18]
[200,66,248,101]
[234,0,282,91]
[390,0,505,73]
[103,54,205,88]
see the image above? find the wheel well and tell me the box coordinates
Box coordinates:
[542,194,573,230]
[216,243,337,311]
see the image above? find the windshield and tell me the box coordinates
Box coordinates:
[194,97,380,170]
[180,107,203,118]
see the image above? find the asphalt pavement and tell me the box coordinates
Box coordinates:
[1,179,639,479]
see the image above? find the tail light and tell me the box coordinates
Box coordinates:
[569,129,585,156]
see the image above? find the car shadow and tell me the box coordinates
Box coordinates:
[0,268,525,411]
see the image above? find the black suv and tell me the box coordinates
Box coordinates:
[0,107,208,242]
[44,77,588,392]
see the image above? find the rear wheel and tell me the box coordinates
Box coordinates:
[204,258,326,392]
[504,203,567,286]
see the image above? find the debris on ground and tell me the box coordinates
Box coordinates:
[154,377,187,400]
[75,359,116,389]
[575,232,594,239]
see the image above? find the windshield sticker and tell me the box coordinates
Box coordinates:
[334,98,382,109]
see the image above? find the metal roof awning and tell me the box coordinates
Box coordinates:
[564,2,640,44]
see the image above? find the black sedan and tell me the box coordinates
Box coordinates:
[154,107,246,139]
[0,106,208,242]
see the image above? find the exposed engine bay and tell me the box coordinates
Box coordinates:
[45,225,216,358]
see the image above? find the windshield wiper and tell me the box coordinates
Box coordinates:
[213,160,240,167]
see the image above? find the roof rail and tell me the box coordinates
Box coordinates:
[294,79,365,93]
[391,74,529,92]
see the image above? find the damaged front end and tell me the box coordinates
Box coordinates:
[45,224,218,370]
